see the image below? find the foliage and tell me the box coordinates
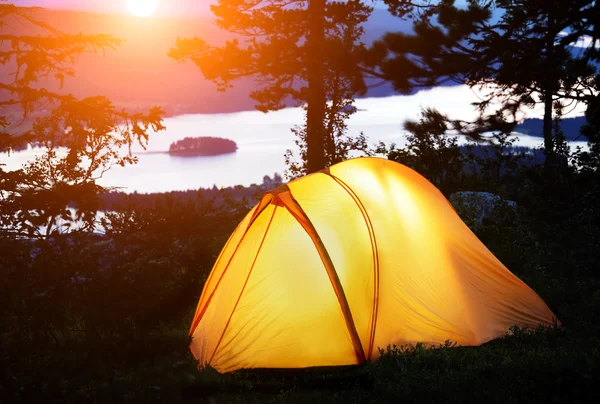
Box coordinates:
[169,0,373,172]
[2,187,599,402]
[372,107,533,197]
[283,29,373,178]
[100,177,278,212]
[0,3,164,239]
[576,95,600,173]
[168,0,371,111]
[368,0,599,160]
[3,112,600,402]
[284,104,370,179]
[373,108,465,195]
[2,1,600,403]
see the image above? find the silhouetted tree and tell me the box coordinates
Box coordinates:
[283,72,370,178]
[368,0,599,163]
[374,108,465,194]
[0,3,164,238]
[169,0,372,173]
[576,96,600,172]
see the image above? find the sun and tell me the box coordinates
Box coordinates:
[127,0,159,17]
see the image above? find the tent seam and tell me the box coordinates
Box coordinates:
[188,221,241,335]
[278,187,367,364]
[209,206,278,364]
[189,196,273,337]
[325,173,380,361]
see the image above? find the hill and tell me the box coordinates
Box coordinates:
[1,8,410,116]
[516,116,587,141]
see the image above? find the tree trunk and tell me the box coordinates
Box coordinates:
[542,85,554,165]
[306,0,327,173]
[543,9,556,166]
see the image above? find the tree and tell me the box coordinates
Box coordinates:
[0,3,164,238]
[575,95,600,173]
[493,0,597,164]
[169,0,372,173]
[374,108,465,195]
[367,0,599,163]
[283,64,370,179]
[307,0,328,172]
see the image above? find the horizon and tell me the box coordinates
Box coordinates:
[10,0,397,17]
[11,0,213,17]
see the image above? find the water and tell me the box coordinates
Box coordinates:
[2,85,589,194]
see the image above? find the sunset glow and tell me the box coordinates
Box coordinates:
[127,0,159,17]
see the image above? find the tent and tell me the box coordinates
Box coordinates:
[189,157,558,373]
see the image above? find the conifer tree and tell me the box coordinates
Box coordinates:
[0,3,164,238]
[369,0,599,162]
[169,0,372,173]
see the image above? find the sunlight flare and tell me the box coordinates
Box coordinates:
[127,0,159,17]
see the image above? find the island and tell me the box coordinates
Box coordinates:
[168,136,238,157]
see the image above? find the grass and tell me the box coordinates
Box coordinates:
[3,302,599,403]
[2,188,600,403]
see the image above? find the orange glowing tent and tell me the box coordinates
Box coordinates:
[189,157,557,373]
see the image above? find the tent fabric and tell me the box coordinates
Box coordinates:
[189,157,558,373]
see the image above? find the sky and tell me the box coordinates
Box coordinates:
[10,1,596,48]
[10,0,396,16]
[11,0,214,16]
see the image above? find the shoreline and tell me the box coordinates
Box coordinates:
[132,150,237,157]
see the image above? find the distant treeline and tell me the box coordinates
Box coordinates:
[101,173,283,211]
[460,143,546,161]
[168,136,238,156]
[7,142,42,153]
[516,116,586,141]
[99,144,550,211]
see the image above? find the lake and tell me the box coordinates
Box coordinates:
[2,85,589,194]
